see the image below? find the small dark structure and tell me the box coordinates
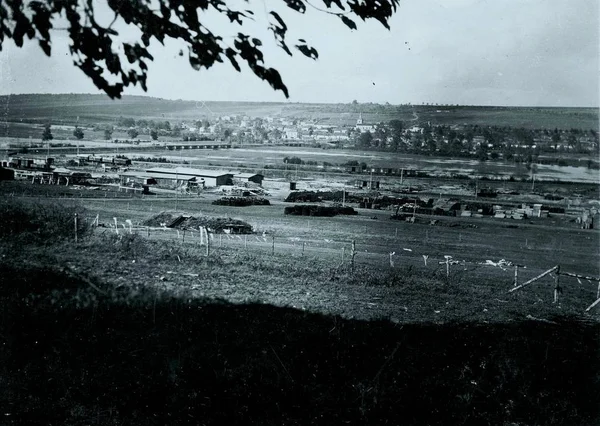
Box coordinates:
[289,182,297,190]
[477,188,498,198]
[213,197,270,207]
[284,205,357,217]
[355,180,380,190]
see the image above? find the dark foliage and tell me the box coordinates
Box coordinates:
[1,265,598,425]
[0,198,87,244]
[213,197,270,207]
[0,0,398,98]
[284,204,357,216]
[40,122,52,141]
[72,126,84,140]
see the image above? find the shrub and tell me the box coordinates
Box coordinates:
[0,199,88,244]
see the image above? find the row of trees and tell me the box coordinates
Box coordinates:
[39,124,157,142]
[351,120,599,160]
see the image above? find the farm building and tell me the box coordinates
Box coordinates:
[146,167,233,187]
[233,173,264,186]
[119,171,158,186]
[354,180,380,190]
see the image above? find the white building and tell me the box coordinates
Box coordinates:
[355,113,375,133]
[284,128,299,139]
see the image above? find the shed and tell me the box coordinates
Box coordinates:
[119,171,158,186]
[233,172,264,186]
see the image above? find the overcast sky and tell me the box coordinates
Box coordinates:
[0,0,597,106]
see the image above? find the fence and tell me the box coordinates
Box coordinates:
[70,212,600,314]
[509,265,600,312]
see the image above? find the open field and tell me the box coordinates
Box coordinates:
[2,180,599,303]
[1,94,598,130]
[1,195,599,425]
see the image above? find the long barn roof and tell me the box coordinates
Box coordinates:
[146,167,232,178]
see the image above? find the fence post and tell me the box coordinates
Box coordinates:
[341,247,345,264]
[444,256,452,277]
[244,235,247,250]
[514,265,519,287]
[219,234,222,248]
[302,242,305,257]
[147,226,150,238]
[272,235,275,255]
[350,240,356,273]
[205,227,210,257]
[74,213,78,244]
[182,229,186,243]
[554,266,561,303]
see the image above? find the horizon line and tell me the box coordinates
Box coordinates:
[0,92,598,110]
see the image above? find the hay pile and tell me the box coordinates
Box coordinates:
[212,197,270,207]
[143,212,253,234]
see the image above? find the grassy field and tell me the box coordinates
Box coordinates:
[3,180,598,297]
[1,94,598,130]
[1,196,599,425]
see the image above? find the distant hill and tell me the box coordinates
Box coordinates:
[0,93,597,130]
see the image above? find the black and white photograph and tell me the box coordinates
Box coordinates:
[0,0,599,424]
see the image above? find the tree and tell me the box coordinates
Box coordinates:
[1,1,398,99]
[41,123,53,141]
[127,128,139,139]
[118,117,136,127]
[73,126,84,140]
[357,132,373,148]
[388,119,404,151]
[104,128,113,140]
[150,129,159,140]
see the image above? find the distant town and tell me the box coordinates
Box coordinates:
[107,112,599,164]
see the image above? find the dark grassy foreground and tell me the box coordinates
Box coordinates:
[1,264,599,426]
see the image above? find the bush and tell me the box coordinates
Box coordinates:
[0,199,88,244]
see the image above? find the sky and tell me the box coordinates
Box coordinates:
[0,0,598,107]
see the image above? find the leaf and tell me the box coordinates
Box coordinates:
[322,0,345,10]
[340,16,357,30]
[269,11,287,31]
[225,48,241,72]
[295,43,318,60]
[282,0,306,13]
[38,39,51,56]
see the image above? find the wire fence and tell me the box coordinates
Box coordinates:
[60,209,600,314]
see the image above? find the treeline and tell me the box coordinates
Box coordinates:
[351,121,599,163]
